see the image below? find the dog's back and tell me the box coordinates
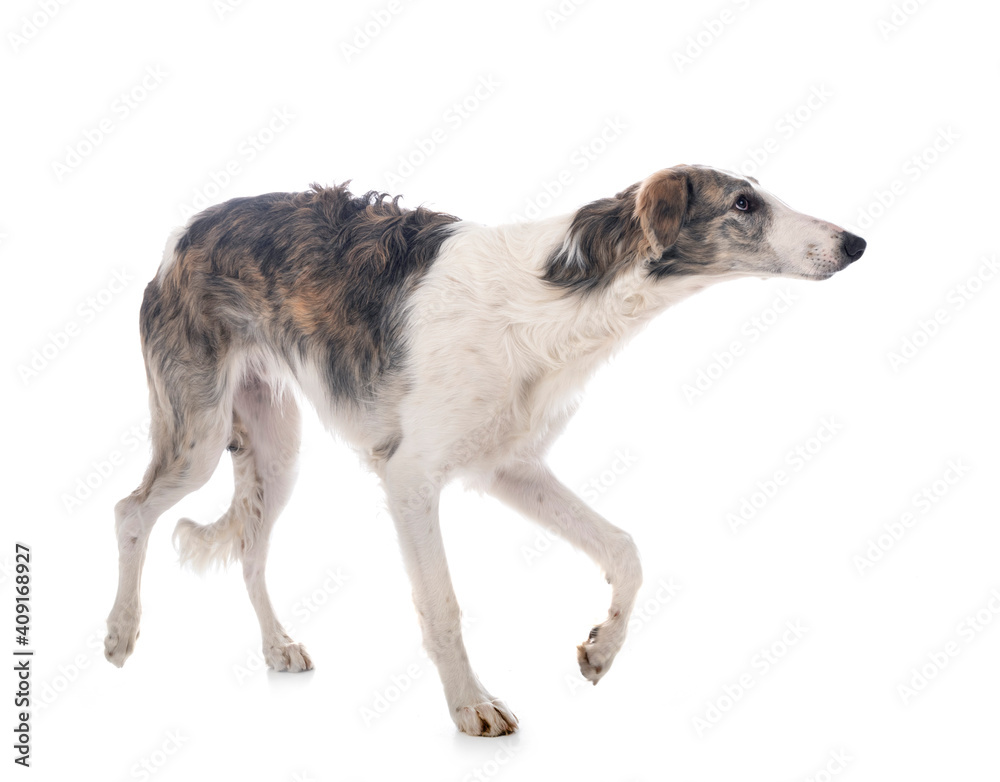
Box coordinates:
[144,185,461,406]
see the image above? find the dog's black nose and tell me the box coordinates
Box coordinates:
[842,232,866,262]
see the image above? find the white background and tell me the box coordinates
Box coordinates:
[4,0,1000,779]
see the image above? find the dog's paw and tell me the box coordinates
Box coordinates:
[104,614,140,667]
[576,622,624,684]
[264,639,313,672]
[454,699,518,737]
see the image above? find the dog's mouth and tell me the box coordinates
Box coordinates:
[798,270,837,281]
[752,267,837,282]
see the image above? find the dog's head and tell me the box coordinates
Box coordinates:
[638,164,865,281]
[544,164,865,292]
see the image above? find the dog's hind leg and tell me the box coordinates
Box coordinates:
[105,380,231,667]
[174,379,309,671]
[489,460,642,685]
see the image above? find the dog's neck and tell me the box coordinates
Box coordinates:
[490,214,730,390]
[534,259,721,373]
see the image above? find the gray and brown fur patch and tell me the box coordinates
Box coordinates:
[142,183,461,407]
[543,165,772,290]
[541,183,650,293]
[649,165,772,279]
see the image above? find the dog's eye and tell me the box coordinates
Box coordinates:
[734,195,750,212]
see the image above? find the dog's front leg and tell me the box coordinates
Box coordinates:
[383,454,518,736]
[490,460,642,684]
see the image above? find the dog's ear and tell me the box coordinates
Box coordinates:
[636,168,689,254]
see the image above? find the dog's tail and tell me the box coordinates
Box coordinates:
[170,377,300,574]
[172,427,264,572]
[173,512,247,573]
[174,408,266,573]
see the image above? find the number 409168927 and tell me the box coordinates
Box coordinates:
[14,543,30,646]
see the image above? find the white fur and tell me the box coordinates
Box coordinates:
[756,187,849,279]
[155,225,187,285]
[317,218,724,730]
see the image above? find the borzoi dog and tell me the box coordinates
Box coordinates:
[104,164,865,736]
